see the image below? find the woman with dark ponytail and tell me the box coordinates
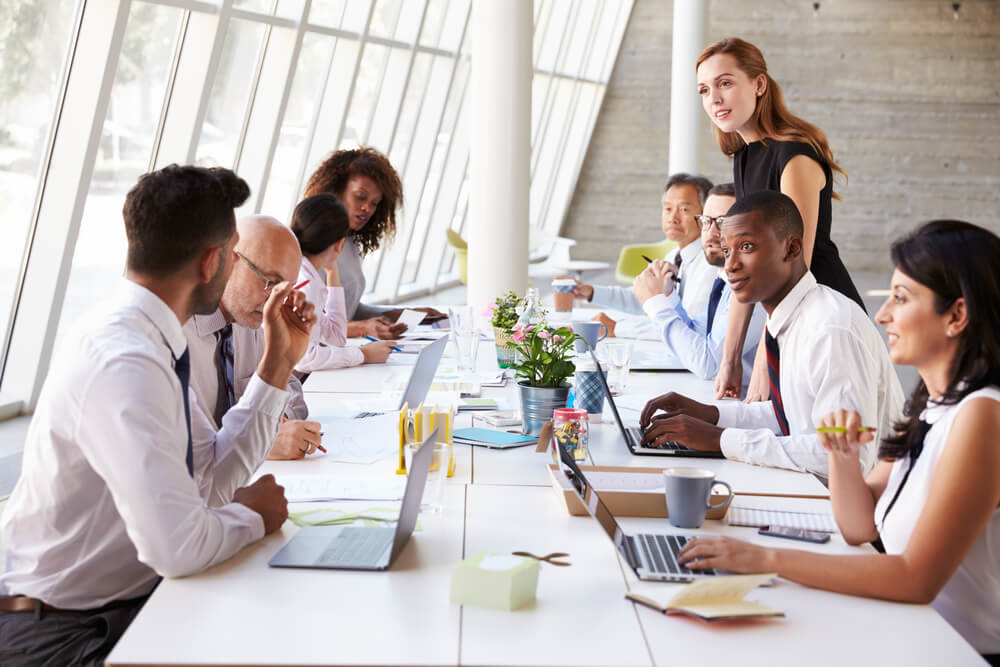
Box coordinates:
[675,221,1000,663]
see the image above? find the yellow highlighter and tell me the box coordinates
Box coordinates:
[816,426,876,434]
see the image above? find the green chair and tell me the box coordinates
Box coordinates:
[615,238,677,284]
[446,228,468,284]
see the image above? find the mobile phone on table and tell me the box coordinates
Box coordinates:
[758,525,831,544]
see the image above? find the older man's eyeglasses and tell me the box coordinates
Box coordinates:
[235,251,281,293]
[695,214,727,232]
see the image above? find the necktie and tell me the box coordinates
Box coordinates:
[214,324,236,426]
[705,277,726,336]
[764,330,791,436]
[674,251,684,300]
[173,348,194,476]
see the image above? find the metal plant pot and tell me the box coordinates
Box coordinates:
[517,381,570,436]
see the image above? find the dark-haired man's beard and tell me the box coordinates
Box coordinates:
[191,258,229,316]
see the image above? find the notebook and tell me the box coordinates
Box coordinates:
[588,347,724,459]
[452,427,537,449]
[268,428,437,571]
[557,445,723,582]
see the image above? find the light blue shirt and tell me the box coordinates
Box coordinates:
[640,273,766,390]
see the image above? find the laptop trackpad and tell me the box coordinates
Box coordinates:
[270,525,344,567]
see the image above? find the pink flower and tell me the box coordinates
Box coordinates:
[538,329,552,339]
[524,325,534,333]
[483,302,496,318]
[553,335,564,343]
[512,329,526,343]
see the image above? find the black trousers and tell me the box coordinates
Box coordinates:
[0,595,149,667]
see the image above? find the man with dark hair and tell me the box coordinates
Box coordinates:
[629,184,766,390]
[0,165,316,665]
[571,172,720,319]
[636,190,903,476]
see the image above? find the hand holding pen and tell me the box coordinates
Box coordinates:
[642,255,680,284]
[365,335,403,353]
[816,409,876,455]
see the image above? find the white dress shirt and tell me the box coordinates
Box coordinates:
[0,280,287,609]
[876,387,1000,654]
[714,272,904,475]
[639,271,766,389]
[183,308,308,428]
[592,239,718,321]
[294,256,364,372]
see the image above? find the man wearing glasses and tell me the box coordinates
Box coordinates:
[183,215,319,460]
[631,183,765,393]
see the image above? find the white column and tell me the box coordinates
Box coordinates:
[668,0,707,175]
[467,0,531,307]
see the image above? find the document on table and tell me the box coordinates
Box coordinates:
[396,309,427,330]
[276,475,407,502]
[317,412,401,464]
[728,504,838,532]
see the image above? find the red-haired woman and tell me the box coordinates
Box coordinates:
[696,38,863,400]
[304,147,444,339]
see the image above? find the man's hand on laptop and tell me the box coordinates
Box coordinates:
[641,413,723,451]
[234,474,289,534]
[267,420,323,460]
[640,391,719,428]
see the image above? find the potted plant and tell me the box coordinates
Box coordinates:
[483,291,523,368]
[509,322,578,435]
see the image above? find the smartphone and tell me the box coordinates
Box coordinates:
[758,525,831,544]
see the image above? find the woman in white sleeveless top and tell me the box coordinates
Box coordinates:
[678,220,1000,663]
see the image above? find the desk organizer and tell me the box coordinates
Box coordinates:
[547,464,731,520]
[450,553,540,611]
[396,402,456,477]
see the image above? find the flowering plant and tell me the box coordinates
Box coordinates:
[509,322,578,388]
[483,291,523,329]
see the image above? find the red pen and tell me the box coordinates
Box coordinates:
[292,279,309,290]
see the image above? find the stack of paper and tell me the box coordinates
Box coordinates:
[453,427,537,449]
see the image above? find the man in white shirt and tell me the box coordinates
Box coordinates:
[637,190,904,476]
[184,214,320,460]
[0,165,316,665]
[630,184,766,391]
[572,173,719,323]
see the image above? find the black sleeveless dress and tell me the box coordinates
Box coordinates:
[734,140,865,311]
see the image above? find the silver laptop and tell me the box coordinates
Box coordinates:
[557,445,722,582]
[355,336,447,418]
[589,347,724,459]
[268,428,437,571]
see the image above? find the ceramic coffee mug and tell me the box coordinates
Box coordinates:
[663,468,733,529]
[573,320,608,352]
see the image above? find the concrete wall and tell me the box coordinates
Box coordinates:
[564,0,1000,275]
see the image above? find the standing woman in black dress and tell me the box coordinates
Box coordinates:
[695,37,864,401]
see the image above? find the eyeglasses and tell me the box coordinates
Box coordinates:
[695,214,727,231]
[235,250,281,293]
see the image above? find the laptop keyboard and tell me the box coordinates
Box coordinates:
[633,533,716,576]
[317,527,394,566]
[627,426,683,450]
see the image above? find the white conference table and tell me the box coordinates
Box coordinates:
[108,333,986,666]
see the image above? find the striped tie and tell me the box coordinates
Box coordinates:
[764,330,790,436]
[214,324,236,426]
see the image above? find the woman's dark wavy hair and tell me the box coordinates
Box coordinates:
[303,146,402,257]
[290,193,349,256]
[879,220,1000,460]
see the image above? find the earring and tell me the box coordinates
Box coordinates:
[947,328,956,337]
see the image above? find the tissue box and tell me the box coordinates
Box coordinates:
[450,553,540,611]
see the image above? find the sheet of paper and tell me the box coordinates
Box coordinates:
[383,352,420,366]
[396,309,427,330]
[399,330,450,341]
[276,474,406,502]
[668,573,777,607]
[317,412,401,464]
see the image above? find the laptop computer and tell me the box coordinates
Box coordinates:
[355,336,447,418]
[557,444,722,582]
[589,348,724,459]
[268,428,438,571]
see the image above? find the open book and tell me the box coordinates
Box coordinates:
[626,573,784,621]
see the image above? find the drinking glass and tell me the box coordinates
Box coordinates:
[404,441,449,513]
[603,340,633,394]
[450,306,480,376]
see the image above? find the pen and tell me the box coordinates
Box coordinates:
[292,279,309,290]
[365,335,403,353]
[282,417,327,453]
[641,255,680,283]
[641,255,654,263]
[816,426,876,434]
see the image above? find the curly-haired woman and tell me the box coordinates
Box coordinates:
[304,147,444,339]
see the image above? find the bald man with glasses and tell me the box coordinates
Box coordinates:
[183,215,320,460]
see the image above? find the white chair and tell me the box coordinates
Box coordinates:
[528,235,610,280]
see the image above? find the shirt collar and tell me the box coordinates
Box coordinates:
[120,279,188,360]
[192,307,229,337]
[766,271,818,338]
[677,238,703,266]
[300,256,322,282]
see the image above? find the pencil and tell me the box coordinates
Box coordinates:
[365,335,403,353]
[816,426,876,434]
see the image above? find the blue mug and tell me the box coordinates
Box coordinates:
[573,320,608,352]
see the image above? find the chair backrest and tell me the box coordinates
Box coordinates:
[445,228,467,250]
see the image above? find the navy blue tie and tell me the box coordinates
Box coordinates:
[173,348,194,476]
[705,277,726,336]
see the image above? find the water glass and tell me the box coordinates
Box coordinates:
[405,441,449,514]
[603,340,633,394]
[450,305,480,375]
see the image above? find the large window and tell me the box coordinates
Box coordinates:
[0,0,633,410]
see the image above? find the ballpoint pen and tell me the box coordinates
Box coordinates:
[816,426,876,434]
[365,335,403,353]
[282,417,326,452]
[641,255,680,283]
